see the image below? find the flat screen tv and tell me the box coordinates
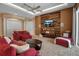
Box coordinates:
[43,19,54,27]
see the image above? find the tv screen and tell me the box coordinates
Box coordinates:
[43,19,54,27]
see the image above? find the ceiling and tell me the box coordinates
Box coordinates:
[13,3,62,13]
[0,3,75,19]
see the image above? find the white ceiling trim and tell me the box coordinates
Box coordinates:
[2,3,35,15]
[1,3,74,17]
[35,3,74,15]
[35,3,67,15]
[43,4,68,11]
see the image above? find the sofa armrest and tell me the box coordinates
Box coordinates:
[4,46,17,56]
[18,48,39,56]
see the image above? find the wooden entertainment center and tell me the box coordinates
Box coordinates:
[35,7,73,38]
[41,12,60,38]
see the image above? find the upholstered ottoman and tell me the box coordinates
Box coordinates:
[55,37,72,48]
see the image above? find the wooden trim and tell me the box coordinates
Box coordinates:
[0,14,4,36]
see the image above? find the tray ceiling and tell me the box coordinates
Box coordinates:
[0,3,75,19]
[13,3,62,13]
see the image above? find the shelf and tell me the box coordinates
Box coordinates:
[40,12,60,38]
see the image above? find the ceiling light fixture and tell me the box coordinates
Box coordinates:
[35,3,68,15]
[23,3,41,13]
[2,3,35,15]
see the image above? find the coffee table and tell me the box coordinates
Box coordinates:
[26,39,42,50]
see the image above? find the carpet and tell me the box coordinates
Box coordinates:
[32,35,79,56]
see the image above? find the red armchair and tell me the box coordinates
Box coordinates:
[0,37,39,56]
[13,31,32,41]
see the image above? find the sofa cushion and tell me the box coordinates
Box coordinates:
[55,37,72,48]
[10,40,26,46]
[10,44,30,54]
[18,31,29,34]
[56,39,68,47]
[14,31,29,34]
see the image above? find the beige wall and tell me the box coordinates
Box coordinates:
[60,7,73,34]
[0,14,3,36]
[35,16,41,35]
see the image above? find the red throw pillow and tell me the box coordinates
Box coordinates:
[10,40,26,46]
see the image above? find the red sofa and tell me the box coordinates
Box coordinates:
[13,31,32,41]
[0,37,39,56]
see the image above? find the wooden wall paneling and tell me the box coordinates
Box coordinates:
[0,14,2,35]
[35,7,73,37]
[49,12,60,19]
[35,16,41,35]
[40,12,60,37]
[0,14,4,36]
[60,7,73,35]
